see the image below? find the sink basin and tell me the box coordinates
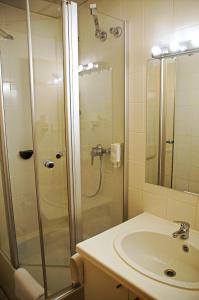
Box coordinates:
[114,231,199,290]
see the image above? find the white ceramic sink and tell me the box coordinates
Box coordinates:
[114,231,199,290]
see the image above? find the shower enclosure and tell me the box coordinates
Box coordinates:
[0,0,127,298]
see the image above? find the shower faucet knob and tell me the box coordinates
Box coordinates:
[43,160,54,169]
[90,144,110,165]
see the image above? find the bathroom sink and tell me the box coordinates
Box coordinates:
[114,231,199,290]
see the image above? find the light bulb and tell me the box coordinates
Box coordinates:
[169,41,180,52]
[151,46,162,56]
[3,82,10,94]
[179,43,187,51]
[86,62,94,70]
[192,36,199,47]
[78,65,84,73]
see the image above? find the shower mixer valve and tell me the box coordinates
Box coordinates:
[91,144,110,165]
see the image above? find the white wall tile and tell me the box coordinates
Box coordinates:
[142,191,167,218]
[167,198,196,227]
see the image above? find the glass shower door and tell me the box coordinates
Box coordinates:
[28,0,72,294]
[78,5,125,239]
[0,0,78,296]
[0,0,43,275]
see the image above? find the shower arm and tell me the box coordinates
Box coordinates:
[90,4,100,36]
[93,15,101,36]
[90,4,107,41]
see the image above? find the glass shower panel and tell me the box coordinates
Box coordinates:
[0,168,10,258]
[78,6,125,239]
[29,0,71,294]
[0,0,42,275]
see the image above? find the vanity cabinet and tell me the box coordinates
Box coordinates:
[84,260,142,300]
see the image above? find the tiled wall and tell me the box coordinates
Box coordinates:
[127,0,199,231]
[86,0,199,231]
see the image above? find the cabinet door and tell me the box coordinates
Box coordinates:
[129,291,144,300]
[84,260,128,300]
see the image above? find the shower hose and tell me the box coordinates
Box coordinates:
[84,156,103,198]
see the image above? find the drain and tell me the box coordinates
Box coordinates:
[164,269,176,277]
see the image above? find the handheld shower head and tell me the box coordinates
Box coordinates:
[0,28,14,40]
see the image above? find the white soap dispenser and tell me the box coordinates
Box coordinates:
[110,143,121,168]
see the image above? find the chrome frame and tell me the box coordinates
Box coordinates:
[123,21,129,221]
[0,59,19,269]
[158,58,166,185]
[62,0,82,252]
[26,0,48,296]
[152,46,199,59]
[47,286,83,300]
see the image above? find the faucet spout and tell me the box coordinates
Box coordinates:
[172,221,190,240]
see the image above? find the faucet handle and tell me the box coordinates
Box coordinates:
[174,221,190,228]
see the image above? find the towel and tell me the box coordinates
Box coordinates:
[14,268,44,300]
[70,253,84,287]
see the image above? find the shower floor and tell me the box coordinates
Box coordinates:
[18,220,71,294]
[17,202,115,294]
[25,265,71,294]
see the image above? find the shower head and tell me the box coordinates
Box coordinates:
[0,28,14,40]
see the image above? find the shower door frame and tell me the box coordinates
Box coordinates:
[0,0,82,297]
[62,0,82,252]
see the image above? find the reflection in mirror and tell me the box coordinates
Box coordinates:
[146,59,160,186]
[146,52,199,195]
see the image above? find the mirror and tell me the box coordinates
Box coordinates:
[146,52,199,195]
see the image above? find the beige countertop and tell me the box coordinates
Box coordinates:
[76,212,199,300]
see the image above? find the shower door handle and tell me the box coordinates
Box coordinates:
[43,160,54,169]
[166,139,174,144]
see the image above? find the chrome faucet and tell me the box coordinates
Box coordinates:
[172,221,190,240]
[90,144,110,165]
